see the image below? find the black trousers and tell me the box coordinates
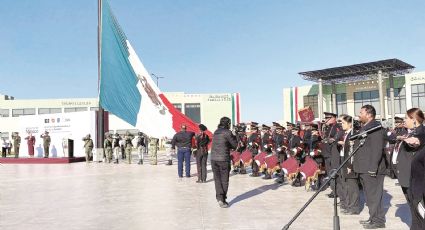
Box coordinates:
[342,177,360,212]
[409,199,425,230]
[196,152,208,181]
[211,160,230,202]
[359,173,386,224]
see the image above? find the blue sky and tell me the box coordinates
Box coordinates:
[1,0,424,123]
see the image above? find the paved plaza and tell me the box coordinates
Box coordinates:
[0,152,411,230]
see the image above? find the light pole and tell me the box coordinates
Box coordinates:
[150,73,164,87]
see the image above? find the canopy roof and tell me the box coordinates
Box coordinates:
[299,58,414,84]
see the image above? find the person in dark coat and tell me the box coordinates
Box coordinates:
[395,108,425,201]
[408,139,425,230]
[171,124,196,178]
[337,114,360,215]
[210,117,238,208]
[385,117,408,179]
[195,124,210,183]
[353,105,387,229]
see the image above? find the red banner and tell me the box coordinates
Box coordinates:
[298,107,314,122]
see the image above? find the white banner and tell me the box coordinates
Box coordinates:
[18,111,96,158]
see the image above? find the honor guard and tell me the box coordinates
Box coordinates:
[112,133,121,164]
[104,133,113,163]
[40,131,51,158]
[149,137,159,165]
[248,123,261,177]
[235,123,248,174]
[12,132,21,158]
[136,132,146,165]
[124,131,134,164]
[82,134,94,163]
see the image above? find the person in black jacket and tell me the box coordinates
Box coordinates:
[408,140,425,230]
[337,114,360,215]
[171,125,195,178]
[395,108,425,202]
[385,117,408,179]
[353,105,387,229]
[195,124,210,183]
[210,117,238,208]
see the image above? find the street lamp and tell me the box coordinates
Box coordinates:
[150,73,164,87]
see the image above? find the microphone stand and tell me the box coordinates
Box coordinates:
[282,136,367,230]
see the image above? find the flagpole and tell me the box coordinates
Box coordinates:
[97,0,105,162]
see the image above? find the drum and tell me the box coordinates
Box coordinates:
[280,157,298,176]
[299,156,319,180]
[299,156,321,190]
[230,151,241,167]
[265,154,279,174]
[254,152,267,167]
[240,150,253,166]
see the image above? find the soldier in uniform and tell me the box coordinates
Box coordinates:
[354,105,387,229]
[112,133,121,164]
[320,112,341,198]
[164,137,173,165]
[82,134,94,163]
[273,124,286,164]
[136,132,146,165]
[124,131,134,164]
[40,131,51,158]
[248,124,261,177]
[104,133,113,163]
[12,132,21,158]
[235,123,248,174]
[385,116,408,179]
[148,137,159,165]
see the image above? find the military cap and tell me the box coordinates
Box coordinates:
[311,124,319,131]
[394,116,404,123]
[286,122,295,127]
[198,124,207,131]
[272,122,281,127]
[138,131,143,136]
[324,112,337,118]
[292,126,300,131]
[250,121,259,126]
[262,124,270,130]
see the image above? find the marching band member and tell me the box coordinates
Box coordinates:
[248,124,262,177]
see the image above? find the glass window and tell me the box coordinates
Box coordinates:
[336,93,347,115]
[184,103,201,123]
[64,107,88,113]
[12,108,35,117]
[353,90,380,115]
[386,87,407,114]
[412,84,425,110]
[303,95,318,118]
[0,109,9,117]
[38,108,62,114]
[172,103,182,112]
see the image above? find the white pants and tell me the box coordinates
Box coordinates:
[138,146,145,160]
[114,147,120,160]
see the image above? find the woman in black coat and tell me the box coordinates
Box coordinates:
[337,114,360,215]
[396,108,425,201]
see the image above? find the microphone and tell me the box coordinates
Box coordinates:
[349,124,382,140]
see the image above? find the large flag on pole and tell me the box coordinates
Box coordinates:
[99,0,206,138]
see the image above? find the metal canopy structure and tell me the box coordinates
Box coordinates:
[299,58,415,84]
[297,58,415,123]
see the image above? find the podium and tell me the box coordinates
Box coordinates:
[62,138,74,158]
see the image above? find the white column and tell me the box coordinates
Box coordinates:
[318,78,323,121]
[332,82,337,114]
[378,70,385,121]
[389,74,395,127]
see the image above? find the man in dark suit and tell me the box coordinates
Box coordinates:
[353,105,386,229]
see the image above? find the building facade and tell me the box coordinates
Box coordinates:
[0,92,241,139]
[283,71,425,123]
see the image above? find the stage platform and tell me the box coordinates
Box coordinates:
[0,157,86,164]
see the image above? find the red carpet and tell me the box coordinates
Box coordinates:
[0,157,86,164]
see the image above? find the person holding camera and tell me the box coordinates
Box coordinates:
[210,117,237,208]
[354,105,387,229]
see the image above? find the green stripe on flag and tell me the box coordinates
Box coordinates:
[231,94,235,126]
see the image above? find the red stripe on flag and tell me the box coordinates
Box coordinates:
[236,93,240,123]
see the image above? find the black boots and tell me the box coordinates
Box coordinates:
[137,159,143,165]
[166,160,172,165]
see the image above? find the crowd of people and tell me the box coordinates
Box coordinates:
[172,105,424,229]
